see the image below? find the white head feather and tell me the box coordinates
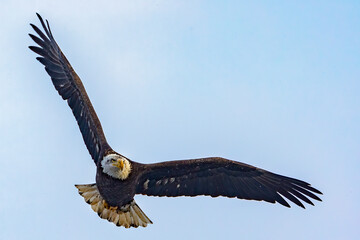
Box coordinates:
[101,154,132,180]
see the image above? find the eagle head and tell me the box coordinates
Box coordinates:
[101,154,132,180]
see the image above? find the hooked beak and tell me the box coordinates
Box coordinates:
[112,159,124,170]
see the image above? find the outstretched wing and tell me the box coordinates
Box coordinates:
[136,157,322,208]
[29,13,111,163]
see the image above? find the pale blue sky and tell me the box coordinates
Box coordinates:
[1,1,359,239]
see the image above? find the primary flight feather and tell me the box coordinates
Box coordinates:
[29,13,322,228]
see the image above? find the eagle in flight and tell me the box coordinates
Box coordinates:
[29,13,322,228]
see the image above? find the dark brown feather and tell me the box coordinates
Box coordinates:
[29,13,112,163]
[136,157,322,208]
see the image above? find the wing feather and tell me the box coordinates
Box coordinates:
[136,157,322,208]
[29,13,111,163]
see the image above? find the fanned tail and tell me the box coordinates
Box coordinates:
[75,184,152,228]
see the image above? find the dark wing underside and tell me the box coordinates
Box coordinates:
[136,157,322,208]
[29,13,111,163]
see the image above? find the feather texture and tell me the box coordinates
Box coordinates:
[136,157,322,208]
[29,13,111,163]
[75,184,152,228]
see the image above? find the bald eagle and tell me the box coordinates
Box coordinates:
[29,13,322,228]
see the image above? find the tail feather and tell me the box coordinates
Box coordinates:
[75,184,152,228]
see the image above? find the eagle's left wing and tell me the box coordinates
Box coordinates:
[136,157,322,208]
[29,14,112,163]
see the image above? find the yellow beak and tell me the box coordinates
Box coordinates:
[112,159,124,170]
[119,159,124,170]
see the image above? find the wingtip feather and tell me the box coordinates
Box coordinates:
[36,12,43,22]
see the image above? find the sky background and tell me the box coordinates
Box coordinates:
[1,1,359,239]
